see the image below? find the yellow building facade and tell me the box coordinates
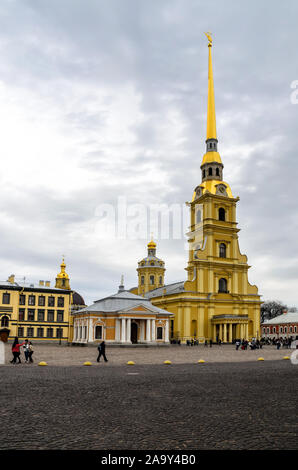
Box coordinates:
[0,259,85,343]
[131,35,261,343]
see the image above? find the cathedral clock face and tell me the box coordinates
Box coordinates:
[216,184,227,196]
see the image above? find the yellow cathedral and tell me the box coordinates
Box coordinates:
[131,34,261,343]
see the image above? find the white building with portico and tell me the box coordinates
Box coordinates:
[72,283,173,345]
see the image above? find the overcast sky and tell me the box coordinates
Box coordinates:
[0,0,297,307]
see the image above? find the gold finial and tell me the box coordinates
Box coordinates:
[205,31,212,47]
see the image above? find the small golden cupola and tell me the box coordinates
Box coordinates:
[137,238,165,296]
[55,257,71,290]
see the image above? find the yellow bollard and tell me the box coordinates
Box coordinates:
[127,361,135,365]
[283,356,290,360]
[84,362,92,366]
[164,360,172,365]
[38,361,48,366]
[258,357,264,361]
[198,359,205,363]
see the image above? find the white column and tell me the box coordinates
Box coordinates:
[151,319,156,341]
[126,318,131,343]
[115,319,120,342]
[146,319,151,343]
[121,318,126,343]
[165,319,169,343]
[88,317,93,342]
[140,320,145,342]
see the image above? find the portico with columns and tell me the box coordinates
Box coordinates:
[211,315,249,342]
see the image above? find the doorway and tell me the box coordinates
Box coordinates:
[131,322,138,344]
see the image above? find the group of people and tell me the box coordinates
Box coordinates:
[263,337,294,349]
[10,337,34,364]
[235,339,262,350]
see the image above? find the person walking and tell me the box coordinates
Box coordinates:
[97,341,108,363]
[28,342,34,363]
[235,340,240,350]
[23,340,30,363]
[209,339,212,348]
[10,337,25,364]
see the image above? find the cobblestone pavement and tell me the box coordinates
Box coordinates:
[0,359,297,450]
[2,342,295,366]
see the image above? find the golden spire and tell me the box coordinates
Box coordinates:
[205,32,217,141]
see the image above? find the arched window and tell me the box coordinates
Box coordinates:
[141,276,144,285]
[1,316,9,327]
[216,167,220,176]
[208,167,212,176]
[218,278,228,293]
[196,210,201,223]
[159,276,162,285]
[219,243,226,258]
[150,275,155,285]
[219,208,226,221]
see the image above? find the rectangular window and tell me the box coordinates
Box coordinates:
[48,296,55,307]
[19,294,26,305]
[57,310,64,322]
[28,309,35,321]
[27,327,34,337]
[3,293,10,304]
[18,327,24,337]
[38,310,45,321]
[47,328,53,338]
[28,295,35,306]
[18,309,25,321]
[95,325,102,339]
[56,328,63,338]
[47,310,54,322]
[38,296,45,306]
[37,328,44,338]
[57,297,64,307]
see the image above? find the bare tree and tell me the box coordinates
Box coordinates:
[261,300,287,323]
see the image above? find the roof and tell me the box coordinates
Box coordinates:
[262,311,298,325]
[72,291,86,306]
[74,289,173,316]
[145,281,185,299]
[0,281,69,293]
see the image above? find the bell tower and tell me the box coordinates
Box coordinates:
[183,33,261,341]
[137,239,166,296]
[55,257,71,290]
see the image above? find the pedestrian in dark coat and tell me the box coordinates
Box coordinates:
[97,341,108,362]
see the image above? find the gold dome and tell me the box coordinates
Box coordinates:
[147,239,156,249]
